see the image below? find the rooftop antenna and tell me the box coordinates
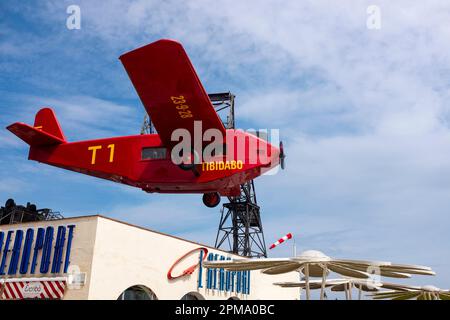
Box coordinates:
[0,198,63,225]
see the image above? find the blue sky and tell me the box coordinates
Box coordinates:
[1,1,450,292]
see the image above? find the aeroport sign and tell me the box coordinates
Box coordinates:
[168,247,251,295]
[0,225,75,276]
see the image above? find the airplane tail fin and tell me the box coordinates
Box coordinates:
[6,108,67,147]
[33,108,66,141]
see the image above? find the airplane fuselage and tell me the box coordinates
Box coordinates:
[28,129,279,197]
[8,39,284,207]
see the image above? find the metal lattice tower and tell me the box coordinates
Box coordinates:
[214,180,267,257]
[140,114,156,135]
[140,92,267,258]
[210,92,267,258]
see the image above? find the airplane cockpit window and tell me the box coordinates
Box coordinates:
[142,147,167,160]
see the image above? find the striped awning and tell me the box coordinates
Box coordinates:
[0,278,67,300]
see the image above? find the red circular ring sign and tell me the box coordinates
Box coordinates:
[167,247,209,280]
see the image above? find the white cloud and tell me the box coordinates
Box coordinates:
[0,177,27,193]
[3,94,142,142]
[0,130,21,149]
[107,196,217,235]
[2,0,450,289]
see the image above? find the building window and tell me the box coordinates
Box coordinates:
[117,285,158,300]
[181,292,205,300]
[142,147,166,160]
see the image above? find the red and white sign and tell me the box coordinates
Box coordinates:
[1,280,66,300]
[167,247,208,280]
[269,233,293,249]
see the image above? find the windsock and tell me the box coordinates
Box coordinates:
[269,232,292,249]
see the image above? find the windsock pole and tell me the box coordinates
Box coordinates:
[293,237,297,257]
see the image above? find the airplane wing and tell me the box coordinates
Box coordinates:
[120,39,226,151]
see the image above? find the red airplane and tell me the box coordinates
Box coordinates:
[7,39,285,208]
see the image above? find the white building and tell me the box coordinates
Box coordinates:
[0,215,298,300]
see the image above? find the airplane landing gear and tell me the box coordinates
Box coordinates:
[202,192,221,208]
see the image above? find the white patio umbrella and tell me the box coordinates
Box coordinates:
[203,250,435,300]
[274,278,382,300]
[370,283,450,300]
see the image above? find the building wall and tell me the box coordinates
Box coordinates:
[88,216,299,300]
[1,215,299,300]
[0,216,98,300]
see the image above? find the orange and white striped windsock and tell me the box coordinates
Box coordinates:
[269,233,292,249]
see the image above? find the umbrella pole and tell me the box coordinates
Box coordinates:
[298,271,302,300]
[349,282,353,300]
[358,284,362,300]
[344,283,349,300]
[305,264,310,300]
[320,266,327,300]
